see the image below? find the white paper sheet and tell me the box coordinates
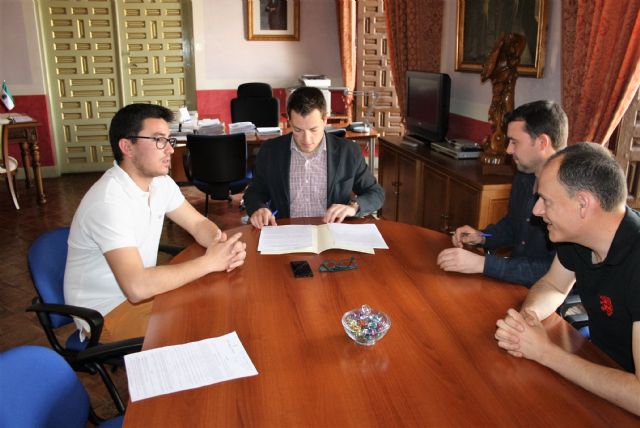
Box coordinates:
[328,223,389,249]
[257,223,388,254]
[124,331,258,402]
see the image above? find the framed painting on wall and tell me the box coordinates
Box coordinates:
[455,0,548,77]
[247,0,300,41]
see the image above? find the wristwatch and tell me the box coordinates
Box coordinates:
[349,198,360,215]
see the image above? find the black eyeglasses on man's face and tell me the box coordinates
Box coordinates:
[127,135,177,150]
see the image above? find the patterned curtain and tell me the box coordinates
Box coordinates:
[384,0,444,118]
[562,0,640,145]
[336,0,356,119]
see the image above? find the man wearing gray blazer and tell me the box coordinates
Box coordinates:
[244,86,384,228]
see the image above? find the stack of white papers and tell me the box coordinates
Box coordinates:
[124,331,258,402]
[257,223,389,254]
[256,127,282,137]
[198,118,225,135]
[229,121,256,136]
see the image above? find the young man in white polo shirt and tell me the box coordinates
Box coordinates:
[64,104,247,341]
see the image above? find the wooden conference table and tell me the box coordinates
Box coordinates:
[124,220,636,426]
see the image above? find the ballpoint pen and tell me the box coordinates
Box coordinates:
[271,209,279,218]
[449,231,492,237]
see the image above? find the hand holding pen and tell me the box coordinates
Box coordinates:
[449,226,491,248]
[249,208,278,229]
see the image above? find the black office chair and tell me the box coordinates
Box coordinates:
[183,133,251,217]
[26,227,143,415]
[231,82,281,127]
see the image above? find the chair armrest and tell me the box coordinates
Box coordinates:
[182,149,193,182]
[75,336,144,365]
[158,244,184,256]
[27,299,104,348]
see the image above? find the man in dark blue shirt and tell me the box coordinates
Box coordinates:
[437,100,567,287]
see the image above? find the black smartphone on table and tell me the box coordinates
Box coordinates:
[290,260,313,278]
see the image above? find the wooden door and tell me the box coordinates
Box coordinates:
[396,153,417,224]
[378,144,399,220]
[448,178,480,230]
[38,0,195,173]
[422,164,448,231]
[613,88,640,209]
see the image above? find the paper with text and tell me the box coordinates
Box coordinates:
[257,224,388,254]
[124,331,258,402]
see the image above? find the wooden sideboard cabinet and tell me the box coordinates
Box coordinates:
[378,136,513,231]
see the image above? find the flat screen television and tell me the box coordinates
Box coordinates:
[405,71,451,144]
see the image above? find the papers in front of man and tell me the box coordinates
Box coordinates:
[257,223,389,255]
[124,331,258,402]
[198,118,225,135]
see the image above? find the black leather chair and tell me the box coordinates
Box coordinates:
[183,133,251,217]
[230,82,280,127]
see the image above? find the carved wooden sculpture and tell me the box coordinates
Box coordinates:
[480,32,526,166]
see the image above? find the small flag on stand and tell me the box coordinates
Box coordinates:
[1,81,15,111]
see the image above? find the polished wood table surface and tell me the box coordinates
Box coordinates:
[124,220,637,426]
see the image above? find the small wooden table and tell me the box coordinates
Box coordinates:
[123,220,636,426]
[5,121,46,204]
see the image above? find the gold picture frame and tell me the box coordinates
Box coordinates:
[455,0,548,78]
[247,0,300,41]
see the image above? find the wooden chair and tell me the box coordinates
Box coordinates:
[0,118,19,209]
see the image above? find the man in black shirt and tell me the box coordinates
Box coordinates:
[495,142,640,415]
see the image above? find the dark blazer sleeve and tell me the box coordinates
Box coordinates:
[327,135,384,216]
[244,135,291,218]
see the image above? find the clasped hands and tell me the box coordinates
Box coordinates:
[249,203,357,229]
[436,225,486,274]
[495,308,551,364]
[205,230,247,272]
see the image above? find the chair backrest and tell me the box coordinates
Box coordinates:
[186,134,247,184]
[0,346,91,428]
[231,82,280,127]
[28,227,71,328]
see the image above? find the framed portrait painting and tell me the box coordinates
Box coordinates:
[455,0,548,77]
[247,0,300,41]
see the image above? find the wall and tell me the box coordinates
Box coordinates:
[440,0,562,141]
[192,0,342,124]
[0,0,54,171]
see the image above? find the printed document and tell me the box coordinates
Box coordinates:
[124,331,258,402]
[257,223,388,254]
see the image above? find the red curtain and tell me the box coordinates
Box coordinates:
[562,0,640,145]
[384,0,444,118]
[336,0,356,119]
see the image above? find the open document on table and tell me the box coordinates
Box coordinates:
[124,331,258,402]
[257,223,389,254]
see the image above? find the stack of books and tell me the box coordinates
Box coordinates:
[229,122,256,136]
[256,127,282,138]
[197,118,225,135]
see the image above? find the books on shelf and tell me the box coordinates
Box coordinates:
[257,223,389,255]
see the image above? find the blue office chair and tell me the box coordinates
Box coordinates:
[0,345,123,427]
[231,82,281,127]
[183,133,252,217]
[26,227,143,414]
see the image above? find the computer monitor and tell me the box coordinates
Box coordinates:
[405,71,451,144]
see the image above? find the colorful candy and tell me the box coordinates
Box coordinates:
[342,304,391,345]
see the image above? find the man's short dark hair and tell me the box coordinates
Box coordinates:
[503,100,568,150]
[550,142,627,211]
[287,87,327,119]
[109,103,174,163]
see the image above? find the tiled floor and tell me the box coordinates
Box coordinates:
[0,172,244,419]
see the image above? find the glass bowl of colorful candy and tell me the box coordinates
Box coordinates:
[341,304,391,346]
